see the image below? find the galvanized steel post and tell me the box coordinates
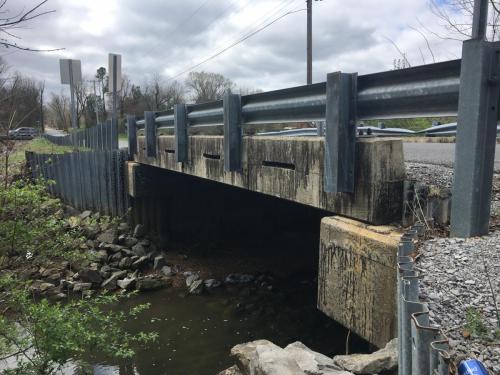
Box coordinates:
[324,72,357,193]
[223,93,242,172]
[145,111,157,157]
[174,104,188,163]
[127,115,137,159]
[451,28,500,235]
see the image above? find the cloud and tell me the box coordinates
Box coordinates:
[2,0,464,97]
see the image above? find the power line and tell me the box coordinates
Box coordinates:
[168,0,212,36]
[166,7,306,82]
[217,0,299,47]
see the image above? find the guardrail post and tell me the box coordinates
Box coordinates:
[127,115,137,159]
[223,92,242,172]
[144,111,157,157]
[324,72,357,193]
[451,39,500,237]
[174,104,188,163]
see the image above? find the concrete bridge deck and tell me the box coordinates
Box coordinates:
[130,135,405,225]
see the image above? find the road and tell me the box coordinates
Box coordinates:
[45,127,66,137]
[119,137,500,171]
[403,142,500,171]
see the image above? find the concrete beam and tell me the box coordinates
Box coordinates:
[317,216,402,348]
[134,135,405,224]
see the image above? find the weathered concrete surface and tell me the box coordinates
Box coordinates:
[133,135,404,224]
[317,216,402,348]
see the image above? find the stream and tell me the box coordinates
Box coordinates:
[78,270,369,375]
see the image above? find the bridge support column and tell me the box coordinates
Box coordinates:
[317,216,402,348]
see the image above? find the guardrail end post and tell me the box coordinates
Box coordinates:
[223,92,242,172]
[174,104,188,163]
[144,111,157,157]
[324,71,357,193]
[451,39,500,237]
[127,115,137,159]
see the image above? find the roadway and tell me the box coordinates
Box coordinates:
[403,142,500,171]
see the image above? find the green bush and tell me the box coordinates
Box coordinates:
[0,277,157,374]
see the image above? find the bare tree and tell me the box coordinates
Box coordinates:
[38,81,44,132]
[0,0,62,52]
[185,71,234,103]
[47,93,70,130]
[427,0,500,41]
[0,73,39,131]
[143,74,185,110]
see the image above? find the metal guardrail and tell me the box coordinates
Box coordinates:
[134,60,461,130]
[128,60,463,194]
[43,120,119,150]
[255,122,500,137]
[398,225,451,375]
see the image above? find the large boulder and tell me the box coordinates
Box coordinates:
[230,340,354,375]
[101,270,127,290]
[186,274,200,288]
[96,229,118,245]
[131,243,146,257]
[231,340,303,375]
[284,342,347,375]
[333,338,398,374]
[133,224,145,238]
[188,279,204,295]
[218,365,243,375]
[78,269,102,284]
[136,276,171,291]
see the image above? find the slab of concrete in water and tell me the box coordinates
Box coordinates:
[317,216,402,348]
[133,135,404,224]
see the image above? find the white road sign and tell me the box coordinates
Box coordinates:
[59,59,82,85]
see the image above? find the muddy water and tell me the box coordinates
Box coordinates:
[84,271,369,375]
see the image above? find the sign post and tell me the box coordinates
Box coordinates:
[59,59,82,129]
[108,53,122,123]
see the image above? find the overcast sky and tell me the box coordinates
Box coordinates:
[2,0,465,96]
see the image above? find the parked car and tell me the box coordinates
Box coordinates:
[8,127,39,140]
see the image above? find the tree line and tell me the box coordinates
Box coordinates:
[0,59,259,134]
[47,69,257,132]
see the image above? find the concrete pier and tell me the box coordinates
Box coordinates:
[317,216,402,348]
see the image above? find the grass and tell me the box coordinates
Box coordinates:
[0,138,77,182]
[363,117,457,132]
[118,133,127,140]
[9,138,75,165]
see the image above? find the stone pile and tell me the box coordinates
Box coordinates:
[12,210,174,299]
[219,338,398,375]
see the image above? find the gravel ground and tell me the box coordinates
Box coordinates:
[405,162,500,223]
[417,233,500,373]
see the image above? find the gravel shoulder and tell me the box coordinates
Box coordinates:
[417,233,500,373]
[405,162,500,224]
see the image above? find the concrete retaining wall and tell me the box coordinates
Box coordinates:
[133,135,405,225]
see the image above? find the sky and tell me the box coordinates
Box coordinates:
[1,0,466,97]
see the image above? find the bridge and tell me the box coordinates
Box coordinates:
[31,17,500,351]
[119,37,499,346]
[126,60,462,226]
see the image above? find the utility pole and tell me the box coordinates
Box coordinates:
[39,82,45,133]
[307,0,312,85]
[306,0,322,85]
[91,80,100,124]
